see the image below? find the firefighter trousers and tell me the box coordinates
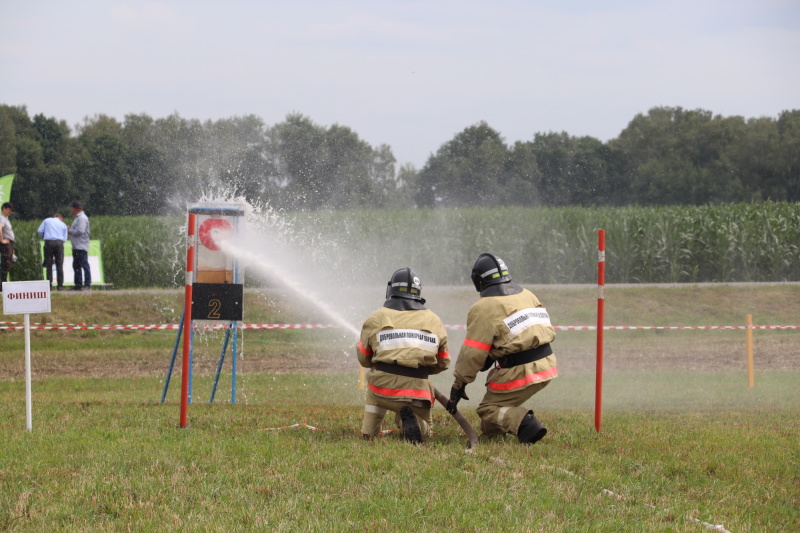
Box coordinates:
[476,380,550,436]
[361,387,432,439]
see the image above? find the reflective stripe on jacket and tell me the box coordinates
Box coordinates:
[356,305,449,403]
[454,288,557,393]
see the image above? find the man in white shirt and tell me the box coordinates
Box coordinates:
[38,213,69,290]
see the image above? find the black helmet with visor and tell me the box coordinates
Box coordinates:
[470,252,512,292]
[386,267,424,302]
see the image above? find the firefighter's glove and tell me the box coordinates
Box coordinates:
[446,384,469,414]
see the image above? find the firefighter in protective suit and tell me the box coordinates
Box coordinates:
[357,267,450,443]
[447,253,557,444]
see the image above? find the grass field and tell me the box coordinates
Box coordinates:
[1,284,799,531]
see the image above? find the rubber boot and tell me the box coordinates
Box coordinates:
[517,412,547,444]
[400,406,422,444]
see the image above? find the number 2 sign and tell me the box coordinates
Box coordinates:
[191,283,243,321]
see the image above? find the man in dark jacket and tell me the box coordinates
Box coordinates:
[0,202,15,292]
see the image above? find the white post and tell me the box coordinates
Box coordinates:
[24,313,32,431]
[3,280,50,433]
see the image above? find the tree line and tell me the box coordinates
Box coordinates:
[0,104,798,220]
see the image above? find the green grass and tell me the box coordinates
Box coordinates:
[1,373,798,531]
[0,286,799,531]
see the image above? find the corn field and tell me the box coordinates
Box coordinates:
[8,203,800,288]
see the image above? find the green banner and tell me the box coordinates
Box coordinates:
[0,174,13,204]
[39,240,106,286]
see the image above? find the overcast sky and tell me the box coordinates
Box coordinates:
[2,1,798,168]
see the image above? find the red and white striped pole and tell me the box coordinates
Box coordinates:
[595,229,605,433]
[179,213,196,428]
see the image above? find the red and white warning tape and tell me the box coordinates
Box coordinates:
[1,322,798,331]
[0,322,336,330]
[563,325,800,330]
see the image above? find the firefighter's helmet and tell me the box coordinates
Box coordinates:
[470,252,512,292]
[386,267,423,301]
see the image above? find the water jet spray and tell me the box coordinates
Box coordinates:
[166,198,478,448]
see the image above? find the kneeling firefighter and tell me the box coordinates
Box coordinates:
[447,253,558,444]
[357,267,450,443]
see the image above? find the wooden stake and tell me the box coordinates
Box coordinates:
[746,314,754,388]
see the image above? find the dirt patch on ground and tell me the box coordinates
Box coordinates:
[557,339,800,374]
[2,285,798,380]
[2,333,796,381]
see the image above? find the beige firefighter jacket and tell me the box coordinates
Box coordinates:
[357,306,449,404]
[453,288,557,393]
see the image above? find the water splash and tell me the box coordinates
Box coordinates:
[218,237,360,338]
[178,192,372,338]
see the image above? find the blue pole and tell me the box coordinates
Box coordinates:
[161,310,185,403]
[209,323,232,403]
[231,321,238,404]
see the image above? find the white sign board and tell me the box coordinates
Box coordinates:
[3,280,51,315]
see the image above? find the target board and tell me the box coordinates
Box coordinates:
[198,218,233,251]
[190,205,244,284]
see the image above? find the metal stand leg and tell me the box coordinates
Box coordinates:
[209,322,233,403]
[161,311,185,403]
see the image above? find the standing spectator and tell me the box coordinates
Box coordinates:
[38,213,69,290]
[0,202,15,292]
[68,201,91,291]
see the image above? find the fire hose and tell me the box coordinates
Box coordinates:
[434,387,479,450]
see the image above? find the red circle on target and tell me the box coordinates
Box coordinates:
[198,218,233,251]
